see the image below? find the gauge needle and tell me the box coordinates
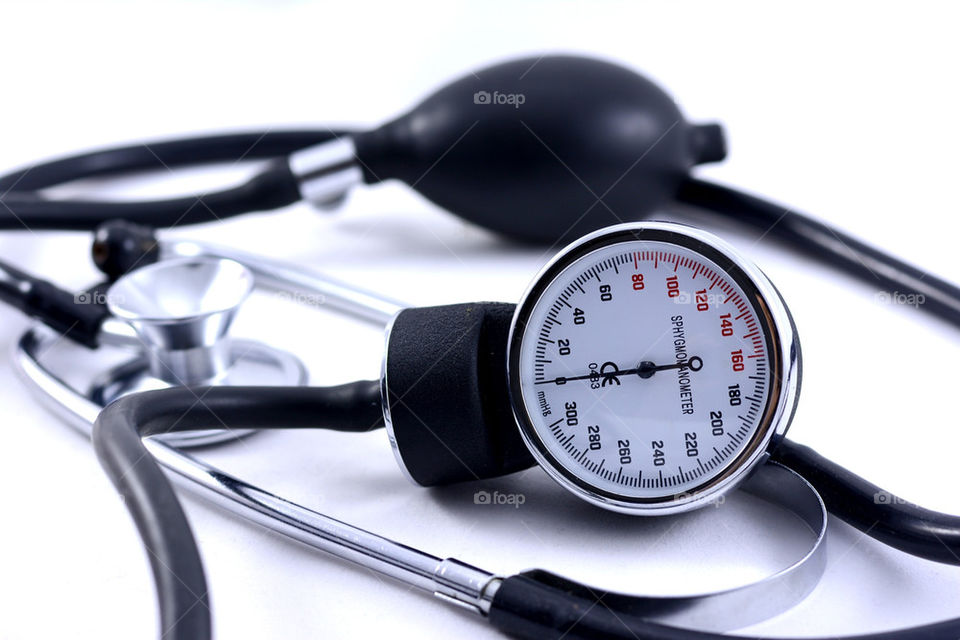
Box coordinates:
[536,356,702,386]
[634,356,703,378]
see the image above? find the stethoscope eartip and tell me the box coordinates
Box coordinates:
[92,220,161,281]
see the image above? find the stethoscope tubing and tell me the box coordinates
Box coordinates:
[0,130,348,229]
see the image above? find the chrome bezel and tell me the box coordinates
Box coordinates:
[380,309,420,485]
[507,222,801,515]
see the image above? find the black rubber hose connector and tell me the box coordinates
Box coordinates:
[0,258,109,347]
[773,439,960,566]
[488,565,960,640]
[0,130,351,230]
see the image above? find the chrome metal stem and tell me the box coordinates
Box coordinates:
[15,327,498,616]
[160,239,403,326]
[287,137,364,209]
[154,420,498,614]
[16,322,828,631]
[16,261,494,612]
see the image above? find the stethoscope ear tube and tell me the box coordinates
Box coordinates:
[92,383,384,640]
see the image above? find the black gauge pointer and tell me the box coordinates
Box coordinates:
[636,356,703,379]
[536,357,703,386]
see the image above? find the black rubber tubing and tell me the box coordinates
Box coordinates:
[676,178,960,328]
[489,566,960,640]
[489,445,960,640]
[0,130,352,230]
[774,440,960,566]
[488,451,960,639]
[92,382,383,640]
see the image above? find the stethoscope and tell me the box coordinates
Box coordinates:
[2,55,959,640]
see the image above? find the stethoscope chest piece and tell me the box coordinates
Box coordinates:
[92,257,306,445]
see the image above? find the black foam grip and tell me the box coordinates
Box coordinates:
[384,302,535,486]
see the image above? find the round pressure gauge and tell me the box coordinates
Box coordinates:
[508,222,801,514]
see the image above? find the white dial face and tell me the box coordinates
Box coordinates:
[510,226,789,511]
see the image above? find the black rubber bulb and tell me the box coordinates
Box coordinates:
[353,55,726,244]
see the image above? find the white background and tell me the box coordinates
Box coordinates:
[2,1,960,638]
